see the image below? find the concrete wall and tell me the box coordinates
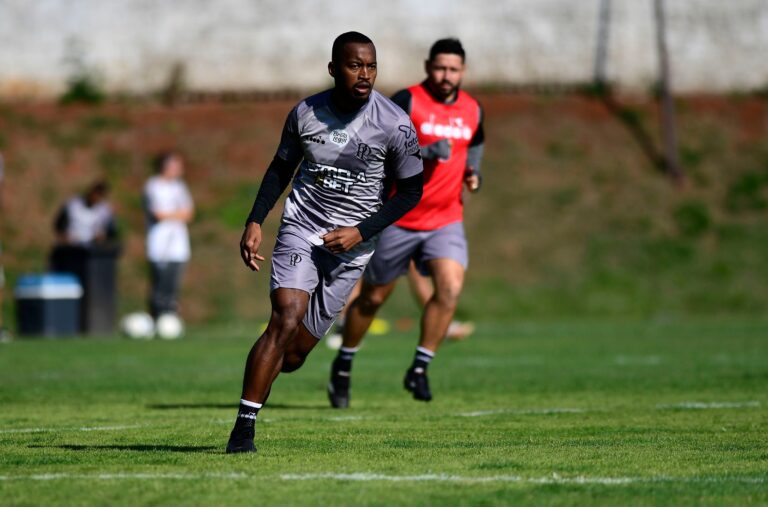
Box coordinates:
[1,0,766,98]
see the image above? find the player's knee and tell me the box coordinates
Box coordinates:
[271,308,305,338]
[261,319,302,352]
[278,316,303,335]
[356,293,383,315]
[434,281,462,309]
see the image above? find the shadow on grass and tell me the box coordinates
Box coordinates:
[29,444,217,453]
[582,82,683,183]
[599,93,666,174]
[147,402,331,411]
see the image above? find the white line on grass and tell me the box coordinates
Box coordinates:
[456,408,586,417]
[279,473,765,485]
[78,425,144,432]
[0,472,247,481]
[0,472,763,485]
[656,401,761,410]
[0,425,143,434]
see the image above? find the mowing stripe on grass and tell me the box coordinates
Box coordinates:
[0,425,143,434]
[0,472,763,485]
[613,355,662,365]
[456,408,586,417]
[656,401,760,410]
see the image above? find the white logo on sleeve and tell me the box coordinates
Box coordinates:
[330,130,349,146]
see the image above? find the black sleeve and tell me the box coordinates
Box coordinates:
[54,206,69,234]
[356,172,423,241]
[245,155,300,226]
[469,104,485,148]
[390,89,412,115]
[466,104,485,179]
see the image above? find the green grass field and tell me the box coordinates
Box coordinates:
[1,318,766,505]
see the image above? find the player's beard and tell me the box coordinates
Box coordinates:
[437,80,460,101]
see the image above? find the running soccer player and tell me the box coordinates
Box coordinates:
[226,32,424,453]
[328,38,484,407]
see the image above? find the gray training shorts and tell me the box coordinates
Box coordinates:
[364,221,468,286]
[270,231,367,339]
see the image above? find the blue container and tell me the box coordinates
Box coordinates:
[14,273,83,337]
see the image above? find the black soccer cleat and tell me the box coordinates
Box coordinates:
[328,366,351,409]
[404,367,432,402]
[225,426,257,454]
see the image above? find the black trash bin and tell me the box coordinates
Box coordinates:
[50,244,120,335]
[15,273,83,337]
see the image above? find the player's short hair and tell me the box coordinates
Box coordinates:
[87,180,109,197]
[153,151,180,174]
[429,38,466,62]
[331,31,374,62]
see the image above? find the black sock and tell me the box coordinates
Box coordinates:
[232,399,261,436]
[331,346,359,390]
[333,346,359,375]
[411,346,435,373]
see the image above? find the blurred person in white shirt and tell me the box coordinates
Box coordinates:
[143,152,194,318]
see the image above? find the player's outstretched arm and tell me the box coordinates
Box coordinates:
[241,155,299,271]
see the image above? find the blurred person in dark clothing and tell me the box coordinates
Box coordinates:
[53,180,118,246]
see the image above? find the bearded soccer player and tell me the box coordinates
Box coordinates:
[328,38,484,407]
[226,32,423,453]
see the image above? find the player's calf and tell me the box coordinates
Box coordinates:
[281,350,309,373]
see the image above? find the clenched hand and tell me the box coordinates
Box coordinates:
[322,227,363,254]
[464,166,481,193]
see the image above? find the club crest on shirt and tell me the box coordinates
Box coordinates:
[330,130,349,146]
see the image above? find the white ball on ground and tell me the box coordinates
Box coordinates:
[325,333,342,350]
[156,313,184,340]
[121,312,155,339]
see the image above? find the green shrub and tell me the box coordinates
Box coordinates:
[726,171,768,212]
[60,75,105,105]
[674,200,711,238]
